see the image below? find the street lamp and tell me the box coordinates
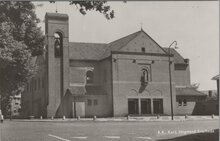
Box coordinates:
[168,41,178,120]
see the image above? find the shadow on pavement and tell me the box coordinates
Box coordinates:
[157,129,219,141]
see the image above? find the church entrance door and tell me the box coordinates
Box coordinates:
[128,99,139,115]
[72,102,85,118]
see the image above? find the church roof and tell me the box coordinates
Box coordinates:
[163,48,187,64]
[176,87,207,97]
[69,30,142,61]
[212,74,219,80]
[45,12,68,20]
[69,42,107,60]
[69,30,186,62]
[100,30,142,59]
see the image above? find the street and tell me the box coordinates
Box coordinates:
[0,119,218,141]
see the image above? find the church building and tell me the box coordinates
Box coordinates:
[21,13,206,118]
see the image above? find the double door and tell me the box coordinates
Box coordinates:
[128,98,163,115]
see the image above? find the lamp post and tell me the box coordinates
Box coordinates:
[168,41,177,120]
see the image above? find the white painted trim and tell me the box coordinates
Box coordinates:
[104,136,120,139]
[70,83,85,86]
[48,134,70,141]
[71,137,88,139]
[135,136,152,140]
[113,81,174,84]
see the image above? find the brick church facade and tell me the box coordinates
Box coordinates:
[21,13,206,118]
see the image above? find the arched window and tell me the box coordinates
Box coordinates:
[143,69,149,82]
[141,69,149,83]
[86,71,93,84]
[54,32,63,57]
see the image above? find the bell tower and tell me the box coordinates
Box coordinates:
[45,13,69,117]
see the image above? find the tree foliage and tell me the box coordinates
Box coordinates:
[0,1,44,96]
[0,1,115,115]
[51,1,115,20]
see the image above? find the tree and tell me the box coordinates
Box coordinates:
[0,1,115,116]
[50,1,115,20]
[0,2,45,116]
[0,2,44,97]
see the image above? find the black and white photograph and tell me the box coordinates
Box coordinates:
[0,1,219,141]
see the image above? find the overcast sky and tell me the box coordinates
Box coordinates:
[34,1,219,91]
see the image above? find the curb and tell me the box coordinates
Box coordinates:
[7,116,219,123]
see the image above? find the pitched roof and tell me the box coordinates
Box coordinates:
[176,87,207,96]
[163,48,186,64]
[69,31,142,60]
[100,30,142,59]
[212,74,219,80]
[69,42,107,60]
[68,30,185,61]
[68,86,86,95]
[68,85,104,95]
[45,12,68,20]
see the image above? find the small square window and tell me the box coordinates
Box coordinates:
[88,99,92,106]
[141,47,145,52]
[94,99,98,106]
[183,99,187,106]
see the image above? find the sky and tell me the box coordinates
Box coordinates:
[33,1,219,91]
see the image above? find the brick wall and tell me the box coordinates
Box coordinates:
[112,53,176,116]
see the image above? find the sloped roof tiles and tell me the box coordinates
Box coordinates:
[69,30,187,63]
[176,87,207,96]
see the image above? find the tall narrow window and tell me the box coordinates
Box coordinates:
[183,99,187,106]
[141,47,145,53]
[178,99,182,106]
[88,99,92,106]
[143,69,149,82]
[30,80,32,92]
[27,83,29,92]
[94,99,98,106]
[54,32,63,57]
[38,78,41,89]
[141,69,150,84]
[42,77,45,88]
[104,70,107,83]
[34,79,37,91]
[86,71,93,84]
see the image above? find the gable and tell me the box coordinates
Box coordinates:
[119,31,167,54]
[163,48,186,64]
[68,30,170,61]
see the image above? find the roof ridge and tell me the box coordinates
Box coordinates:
[115,31,142,51]
[69,42,107,45]
[108,30,141,44]
[140,30,167,54]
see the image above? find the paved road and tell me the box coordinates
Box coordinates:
[0,120,218,141]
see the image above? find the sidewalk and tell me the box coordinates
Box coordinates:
[9,115,219,122]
